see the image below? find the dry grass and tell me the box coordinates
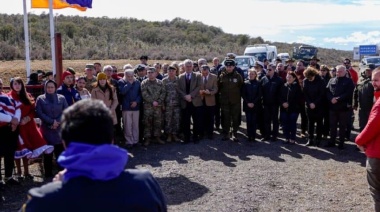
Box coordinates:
[0,60,174,85]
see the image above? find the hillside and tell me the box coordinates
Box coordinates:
[0,13,351,66]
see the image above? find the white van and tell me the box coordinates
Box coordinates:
[277,53,290,64]
[244,44,277,62]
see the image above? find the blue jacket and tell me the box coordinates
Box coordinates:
[57,84,81,106]
[118,79,141,111]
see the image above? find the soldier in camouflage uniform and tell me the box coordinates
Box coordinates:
[141,67,166,146]
[163,65,182,142]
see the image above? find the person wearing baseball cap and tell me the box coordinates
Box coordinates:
[354,63,375,131]
[218,58,244,142]
[85,64,96,92]
[139,55,148,65]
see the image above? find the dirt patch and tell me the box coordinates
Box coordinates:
[1,118,372,211]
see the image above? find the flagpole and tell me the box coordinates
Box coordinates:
[23,0,31,79]
[49,0,56,75]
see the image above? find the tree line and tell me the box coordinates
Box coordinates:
[0,13,351,66]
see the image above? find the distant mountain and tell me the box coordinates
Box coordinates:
[0,13,351,66]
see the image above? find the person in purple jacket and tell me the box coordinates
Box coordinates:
[21,99,167,212]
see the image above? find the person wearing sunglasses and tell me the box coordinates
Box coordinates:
[260,64,283,142]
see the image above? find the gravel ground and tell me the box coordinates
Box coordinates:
[0,116,373,212]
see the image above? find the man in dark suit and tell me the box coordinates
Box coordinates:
[178,59,203,143]
[20,99,167,212]
[199,65,218,139]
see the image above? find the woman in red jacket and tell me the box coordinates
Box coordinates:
[355,68,380,212]
[8,77,54,179]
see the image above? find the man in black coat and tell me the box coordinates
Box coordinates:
[20,99,167,212]
[260,65,283,141]
[326,65,355,149]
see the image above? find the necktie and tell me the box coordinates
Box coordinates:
[204,77,207,85]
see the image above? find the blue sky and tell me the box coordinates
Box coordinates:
[2,0,380,51]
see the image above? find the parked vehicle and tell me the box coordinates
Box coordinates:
[222,55,256,79]
[244,44,277,63]
[292,45,318,66]
[277,53,290,64]
[360,56,380,70]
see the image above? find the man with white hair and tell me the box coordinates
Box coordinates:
[118,69,141,148]
[325,65,355,149]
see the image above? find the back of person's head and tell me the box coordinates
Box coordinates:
[61,99,113,145]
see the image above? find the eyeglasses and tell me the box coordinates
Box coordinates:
[267,69,273,71]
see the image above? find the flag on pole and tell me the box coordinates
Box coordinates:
[31,0,92,11]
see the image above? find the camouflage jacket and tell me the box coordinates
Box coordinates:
[162,77,180,106]
[141,79,166,106]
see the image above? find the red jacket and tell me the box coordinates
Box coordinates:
[355,98,380,159]
[348,68,358,85]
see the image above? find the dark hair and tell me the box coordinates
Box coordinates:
[76,76,87,82]
[94,80,114,101]
[10,77,33,105]
[61,99,113,145]
[297,60,306,66]
[287,72,297,80]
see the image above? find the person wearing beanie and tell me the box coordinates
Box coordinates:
[20,99,167,212]
[91,72,119,130]
[97,72,107,81]
[57,71,81,106]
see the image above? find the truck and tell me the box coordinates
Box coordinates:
[244,44,277,63]
[292,45,318,65]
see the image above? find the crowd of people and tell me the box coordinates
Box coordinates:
[1,53,380,209]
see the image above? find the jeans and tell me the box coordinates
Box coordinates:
[281,112,299,140]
